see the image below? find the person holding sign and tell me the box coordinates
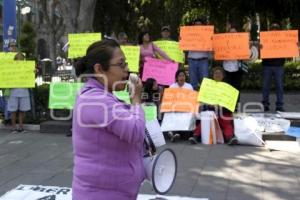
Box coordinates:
[222,25,244,106]
[72,39,146,200]
[160,25,173,41]
[168,69,194,142]
[117,32,130,45]
[200,67,238,145]
[261,23,286,112]
[138,31,172,77]
[187,18,211,91]
[7,53,31,133]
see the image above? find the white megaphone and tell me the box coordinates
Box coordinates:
[143,148,177,195]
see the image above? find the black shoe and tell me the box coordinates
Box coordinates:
[188,136,198,144]
[276,107,285,112]
[18,128,26,133]
[227,137,238,146]
[66,132,72,137]
[264,106,270,112]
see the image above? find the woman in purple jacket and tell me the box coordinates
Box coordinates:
[72,39,145,200]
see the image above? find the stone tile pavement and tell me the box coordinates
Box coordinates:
[0,130,299,200]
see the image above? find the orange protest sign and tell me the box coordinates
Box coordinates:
[213,32,250,60]
[160,88,199,113]
[179,25,214,51]
[260,30,299,59]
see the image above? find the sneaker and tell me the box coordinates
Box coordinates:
[18,128,26,133]
[188,136,198,144]
[11,129,18,134]
[227,137,238,146]
[276,107,285,112]
[167,131,174,139]
[170,133,180,143]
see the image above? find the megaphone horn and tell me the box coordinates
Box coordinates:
[143,148,177,195]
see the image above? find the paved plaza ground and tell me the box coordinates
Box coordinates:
[0,129,299,200]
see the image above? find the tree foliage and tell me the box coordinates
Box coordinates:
[20,22,36,60]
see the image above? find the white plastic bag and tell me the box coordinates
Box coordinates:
[234,116,264,146]
[200,111,224,145]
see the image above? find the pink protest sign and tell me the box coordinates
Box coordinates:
[142,57,178,86]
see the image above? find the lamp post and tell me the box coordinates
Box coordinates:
[16,0,31,49]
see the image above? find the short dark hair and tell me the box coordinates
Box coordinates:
[212,66,225,76]
[138,31,150,45]
[75,39,120,76]
[175,69,187,82]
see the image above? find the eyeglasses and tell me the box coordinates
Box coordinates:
[110,62,128,69]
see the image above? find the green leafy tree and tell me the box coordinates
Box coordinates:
[20,22,37,60]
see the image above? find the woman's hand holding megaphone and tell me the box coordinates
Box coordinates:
[128,73,142,105]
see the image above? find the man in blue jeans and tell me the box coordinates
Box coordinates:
[188,18,211,91]
[262,23,285,112]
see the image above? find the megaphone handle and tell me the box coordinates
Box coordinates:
[144,128,156,156]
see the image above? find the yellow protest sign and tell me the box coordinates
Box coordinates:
[154,41,184,63]
[197,78,239,112]
[120,46,140,72]
[0,52,17,60]
[0,60,35,88]
[68,33,102,58]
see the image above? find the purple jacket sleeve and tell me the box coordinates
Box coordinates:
[106,104,145,144]
[152,43,172,61]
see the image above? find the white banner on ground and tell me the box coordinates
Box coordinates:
[0,185,209,200]
[137,194,208,200]
[0,185,72,200]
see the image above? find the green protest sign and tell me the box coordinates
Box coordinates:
[154,41,185,63]
[0,61,35,88]
[68,33,102,58]
[121,46,140,72]
[49,82,84,109]
[142,105,157,121]
[113,90,131,104]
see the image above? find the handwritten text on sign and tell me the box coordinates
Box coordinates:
[260,30,299,59]
[179,25,214,51]
[161,88,199,113]
[121,45,140,72]
[49,83,84,109]
[197,78,239,112]
[142,57,178,86]
[0,61,35,88]
[68,33,102,58]
[154,41,185,63]
[213,33,250,60]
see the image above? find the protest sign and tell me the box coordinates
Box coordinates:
[0,60,35,88]
[213,32,250,60]
[197,78,239,112]
[49,82,83,109]
[160,88,199,113]
[260,30,299,59]
[142,57,178,86]
[179,25,214,51]
[68,33,102,58]
[0,52,17,60]
[154,41,184,63]
[113,90,131,104]
[120,45,140,72]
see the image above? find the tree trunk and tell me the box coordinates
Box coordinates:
[49,30,57,73]
[77,0,98,32]
[60,0,80,33]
